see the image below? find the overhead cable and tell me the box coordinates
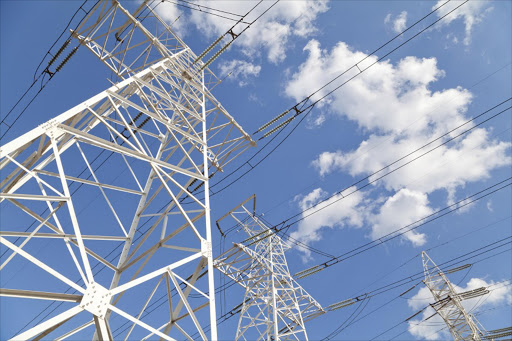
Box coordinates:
[293,178,512,278]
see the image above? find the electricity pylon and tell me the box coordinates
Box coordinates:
[0,1,254,339]
[422,251,488,341]
[214,195,325,340]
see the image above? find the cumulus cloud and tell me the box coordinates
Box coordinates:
[312,130,510,195]
[289,187,365,261]
[290,186,433,256]
[286,39,510,195]
[407,278,512,340]
[369,189,432,246]
[153,1,185,35]
[434,0,492,46]
[286,40,464,133]
[218,59,261,86]
[186,1,329,63]
[285,39,510,254]
[385,11,408,34]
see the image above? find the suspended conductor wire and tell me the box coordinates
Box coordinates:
[273,100,511,235]
[182,67,511,222]
[115,229,512,338]
[347,215,512,303]
[110,207,512,336]
[326,235,512,307]
[238,99,511,256]
[320,249,512,340]
[195,0,281,71]
[178,0,474,210]
[177,1,490,215]
[334,216,512,314]
[117,235,512,339]
[323,297,372,340]
[189,0,472,199]
[292,178,512,279]
[192,0,264,64]
[253,0,457,138]
[163,0,250,24]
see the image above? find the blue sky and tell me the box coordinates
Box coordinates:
[1,0,511,340]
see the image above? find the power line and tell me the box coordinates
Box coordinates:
[330,235,512,306]
[106,189,512,337]
[254,1,469,140]
[111,233,512,340]
[183,98,511,278]
[194,1,281,72]
[173,2,507,216]
[163,0,250,24]
[259,60,511,220]
[344,215,511,303]
[292,177,512,278]
[116,205,512,338]
[213,96,511,211]
[234,98,511,257]
[190,0,476,199]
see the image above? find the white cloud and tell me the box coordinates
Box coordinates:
[290,187,365,261]
[218,59,261,86]
[285,39,510,253]
[434,0,492,46]
[385,11,408,34]
[290,187,431,255]
[384,14,392,25]
[313,129,510,195]
[407,278,512,340]
[153,1,185,35]
[187,1,329,64]
[286,40,461,133]
[369,189,432,246]
[286,39,510,197]
[486,200,493,212]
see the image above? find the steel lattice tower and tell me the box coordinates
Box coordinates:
[214,195,325,341]
[422,251,488,341]
[0,1,254,339]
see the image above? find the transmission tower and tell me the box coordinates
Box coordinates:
[422,251,488,341]
[0,1,254,340]
[214,195,325,340]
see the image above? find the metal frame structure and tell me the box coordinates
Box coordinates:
[214,195,325,341]
[0,1,255,339]
[422,251,488,341]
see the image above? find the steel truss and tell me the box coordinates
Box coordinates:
[214,195,325,341]
[0,1,254,339]
[422,251,488,341]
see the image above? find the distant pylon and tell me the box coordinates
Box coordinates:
[214,195,325,340]
[422,251,487,341]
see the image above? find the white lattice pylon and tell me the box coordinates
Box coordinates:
[0,1,255,339]
[214,196,325,341]
[422,251,487,341]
